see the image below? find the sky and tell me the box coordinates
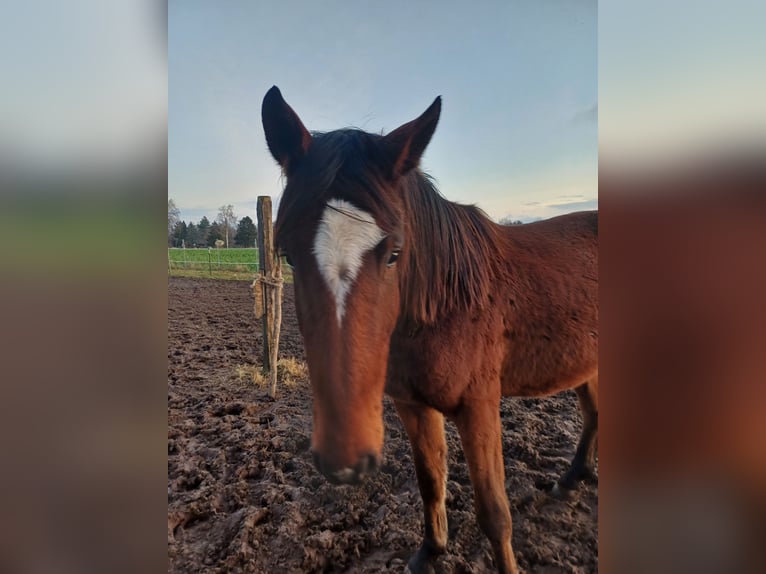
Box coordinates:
[169,0,597,224]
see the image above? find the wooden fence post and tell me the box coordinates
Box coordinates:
[255,196,283,398]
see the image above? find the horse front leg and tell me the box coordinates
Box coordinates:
[394,400,448,574]
[454,400,519,574]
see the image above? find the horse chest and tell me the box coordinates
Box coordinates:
[385,323,504,410]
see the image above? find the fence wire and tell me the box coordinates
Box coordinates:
[168,248,291,280]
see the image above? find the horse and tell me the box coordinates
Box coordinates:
[261,86,598,574]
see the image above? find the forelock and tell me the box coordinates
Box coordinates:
[275,129,401,249]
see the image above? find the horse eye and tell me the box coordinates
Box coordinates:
[387,249,401,267]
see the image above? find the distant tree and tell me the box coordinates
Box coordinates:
[216,204,237,248]
[207,221,224,247]
[197,216,210,246]
[186,222,199,246]
[168,199,180,245]
[234,216,257,247]
[498,215,524,226]
[172,220,187,247]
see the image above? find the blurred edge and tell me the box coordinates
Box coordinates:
[600,1,766,572]
[600,153,766,574]
[0,125,169,574]
[0,1,168,574]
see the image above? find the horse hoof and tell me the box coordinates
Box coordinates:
[406,552,437,574]
[550,482,574,499]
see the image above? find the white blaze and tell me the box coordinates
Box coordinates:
[313,199,385,325]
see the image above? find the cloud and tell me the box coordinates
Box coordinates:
[546,198,599,211]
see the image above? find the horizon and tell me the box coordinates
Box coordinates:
[172,198,549,229]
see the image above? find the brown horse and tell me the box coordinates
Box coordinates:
[262,86,598,574]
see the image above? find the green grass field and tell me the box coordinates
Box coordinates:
[168,248,292,282]
[169,247,259,268]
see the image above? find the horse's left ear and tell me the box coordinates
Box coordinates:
[382,96,441,178]
[262,86,312,175]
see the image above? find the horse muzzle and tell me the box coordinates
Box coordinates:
[312,450,381,485]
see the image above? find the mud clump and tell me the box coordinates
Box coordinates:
[168,277,597,572]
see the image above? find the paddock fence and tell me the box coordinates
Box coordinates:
[168,247,292,282]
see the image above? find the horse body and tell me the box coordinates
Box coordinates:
[387,210,598,411]
[261,86,598,574]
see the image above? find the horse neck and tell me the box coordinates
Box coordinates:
[397,172,506,326]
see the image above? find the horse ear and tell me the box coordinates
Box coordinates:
[382,96,441,178]
[262,86,312,175]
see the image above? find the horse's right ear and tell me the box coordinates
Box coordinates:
[381,96,441,178]
[262,86,312,175]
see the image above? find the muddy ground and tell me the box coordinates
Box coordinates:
[168,277,597,573]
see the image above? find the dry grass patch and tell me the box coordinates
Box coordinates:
[234,357,308,388]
